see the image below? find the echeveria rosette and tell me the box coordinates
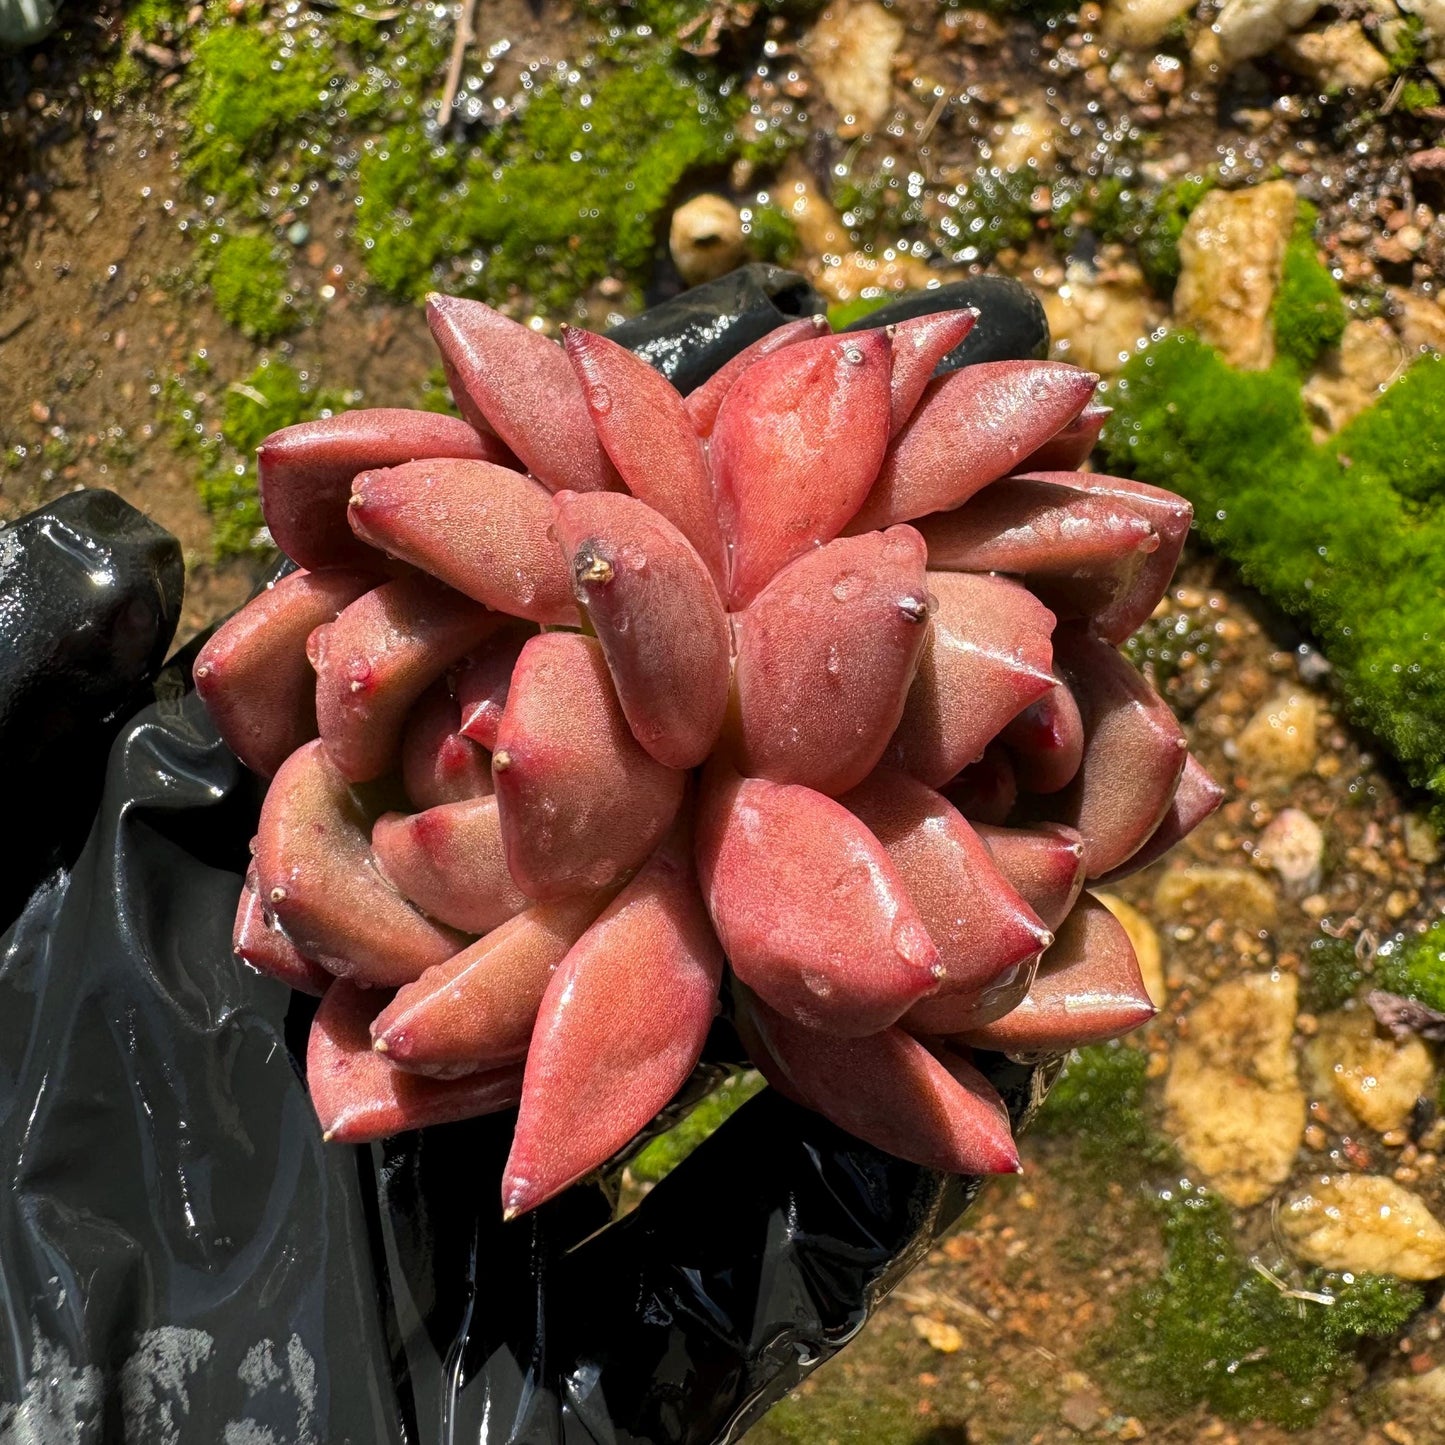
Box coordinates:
[195,293,1222,1221]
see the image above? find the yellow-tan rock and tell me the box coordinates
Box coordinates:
[1234,687,1319,788]
[1281,1174,1445,1279]
[1173,181,1298,370]
[801,1,903,133]
[1095,892,1166,1006]
[1303,319,1404,435]
[1153,865,1279,932]
[1279,21,1391,90]
[1306,1009,1435,1133]
[1104,0,1198,49]
[1165,972,1306,1206]
[1042,266,1163,375]
[669,195,747,286]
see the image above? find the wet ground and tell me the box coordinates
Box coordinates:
[4,1,1445,1440]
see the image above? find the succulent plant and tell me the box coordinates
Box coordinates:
[198,293,1220,1220]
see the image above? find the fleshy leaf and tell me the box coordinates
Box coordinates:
[711,329,892,607]
[952,893,1156,1052]
[736,989,1019,1174]
[1092,752,1224,885]
[886,571,1055,789]
[1000,682,1085,795]
[372,797,530,935]
[501,821,724,1218]
[885,309,978,438]
[258,408,511,570]
[492,633,685,899]
[255,740,465,985]
[733,527,931,796]
[696,765,940,1036]
[847,361,1099,532]
[553,489,730,769]
[564,327,727,588]
[308,980,524,1144]
[372,893,611,1075]
[311,573,501,783]
[453,624,536,752]
[401,679,493,810]
[348,459,578,626]
[426,295,619,494]
[195,567,377,778]
[233,861,332,996]
[683,316,829,438]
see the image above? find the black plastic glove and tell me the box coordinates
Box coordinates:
[0,268,1054,1444]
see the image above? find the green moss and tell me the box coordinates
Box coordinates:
[825,294,893,330]
[206,232,295,341]
[742,203,800,265]
[356,55,757,308]
[1033,1041,1177,1175]
[1303,936,1365,1013]
[628,1070,765,1184]
[1124,609,1214,690]
[1336,354,1445,507]
[181,23,331,209]
[1399,78,1442,113]
[1373,919,1445,1011]
[167,357,351,558]
[944,164,1040,260]
[1103,333,1445,806]
[1137,173,1215,295]
[1102,1183,1423,1427]
[1272,206,1347,372]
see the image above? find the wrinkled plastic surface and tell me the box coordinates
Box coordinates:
[0,270,1053,1444]
[0,488,184,924]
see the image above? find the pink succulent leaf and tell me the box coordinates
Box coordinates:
[1049,626,1189,877]
[564,326,728,588]
[502,819,724,1218]
[348,458,579,626]
[401,679,494,810]
[310,573,502,783]
[732,527,932,796]
[885,570,1056,790]
[233,860,333,997]
[1000,682,1085,795]
[1014,403,1112,473]
[711,328,892,607]
[683,315,830,438]
[847,361,1100,533]
[1091,753,1225,885]
[255,740,467,986]
[883,308,979,439]
[258,408,513,570]
[307,980,524,1144]
[425,294,620,494]
[735,988,1020,1175]
[372,797,529,935]
[951,893,1156,1053]
[492,633,685,900]
[372,892,613,1077]
[1017,471,1193,644]
[696,764,941,1036]
[195,567,378,778]
[840,767,1051,996]
[552,489,731,770]
[452,623,537,752]
[974,822,1087,932]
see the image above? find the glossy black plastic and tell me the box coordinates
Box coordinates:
[0,276,1053,1443]
[0,487,183,923]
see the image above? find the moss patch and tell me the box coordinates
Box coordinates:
[206,232,295,341]
[356,55,758,309]
[1032,1041,1176,1176]
[165,357,353,558]
[1101,1183,1423,1427]
[1272,205,1347,372]
[1103,334,1445,808]
[1373,920,1445,1011]
[1303,935,1365,1013]
[629,1069,766,1184]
